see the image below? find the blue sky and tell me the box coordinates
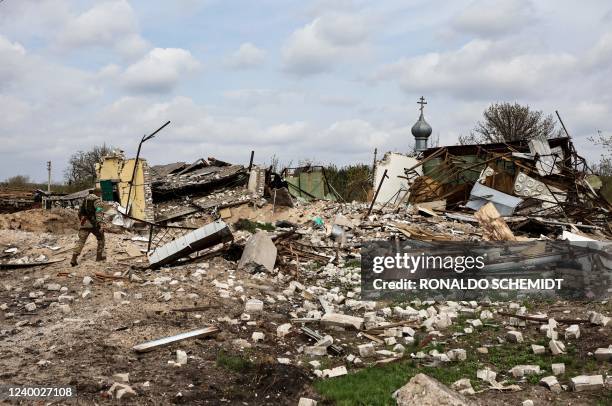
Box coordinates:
[1,0,611,182]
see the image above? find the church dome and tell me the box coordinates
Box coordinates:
[411,112,432,139]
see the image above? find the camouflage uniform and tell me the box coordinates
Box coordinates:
[71,192,105,265]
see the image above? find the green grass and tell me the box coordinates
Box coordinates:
[216,350,253,372]
[234,218,276,233]
[343,259,361,268]
[314,359,480,405]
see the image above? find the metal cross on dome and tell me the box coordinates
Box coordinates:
[417,96,427,113]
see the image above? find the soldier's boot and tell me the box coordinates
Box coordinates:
[70,253,78,267]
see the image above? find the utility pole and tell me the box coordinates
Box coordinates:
[47,161,51,193]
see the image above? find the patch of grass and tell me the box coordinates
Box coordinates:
[314,359,480,405]
[216,350,253,373]
[234,218,275,233]
[343,259,361,268]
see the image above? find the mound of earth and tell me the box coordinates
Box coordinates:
[0,208,79,234]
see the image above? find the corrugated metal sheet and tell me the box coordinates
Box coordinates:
[466,182,523,216]
[148,220,232,268]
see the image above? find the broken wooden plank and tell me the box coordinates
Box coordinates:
[132,326,220,353]
[474,202,517,241]
[0,258,65,270]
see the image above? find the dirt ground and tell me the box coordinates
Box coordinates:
[0,206,610,405]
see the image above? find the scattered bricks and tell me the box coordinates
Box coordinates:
[384,337,397,346]
[58,304,71,314]
[540,376,562,393]
[58,295,74,304]
[587,311,611,327]
[432,352,450,362]
[384,328,400,337]
[46,283,61,291]
[404,337,415,345]
[358,343,375,358]
[24,303,36,312]
[82,276,92,285]
[322,366,347,378]
[594,347,612,361]
[468,319,482,328]
[315,335,333,348]
[522,401,534,406]
[510,365,540,378]
[402,327,415,337]
[309,360,321,368]
[304,346,327,356]
[113,291,126,302]
[276,323,292,338]
[176,350,187,366]
[531,344,545,355]
[298,398,317,406]
[570,375,604,391]
[82,290,91,299]
[451,378,475,395]
[552,363,565,375]
[245,299,263,312]
[480,310,493,320]
[506,331,523,343]
[321,313,364,330]
[107,383,137,400]
[113,373,130,383]
[477,368,497,382]
[433,313,452,329]
[549,339,566,355]
[565,324,580,340]
[251,332,265,343]
[447,349,467,362]
[393,344,405,353]
[232,339,252,349]
[477,347,488,354]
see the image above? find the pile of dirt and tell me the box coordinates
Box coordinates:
[0,208,79,234]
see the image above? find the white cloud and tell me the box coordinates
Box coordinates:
[56,0,149,57]
[374,39,576,100]
[451,0,536,37]
[282,12,371,75]
[226,43,266,69]
[121,48,201,93]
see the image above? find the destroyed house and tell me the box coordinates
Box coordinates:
[406,136,611,225]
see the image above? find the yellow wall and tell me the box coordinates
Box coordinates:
[97,157,148,221]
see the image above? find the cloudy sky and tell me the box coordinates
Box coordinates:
[1,0,611,182]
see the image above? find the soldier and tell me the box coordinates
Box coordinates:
[71,188,106,266]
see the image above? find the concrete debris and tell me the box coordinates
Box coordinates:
[593,347,612,361]
[565,324,580,339]
[451,378,475,395]
[298,398,318,406]
[540,376,562,393]
[551,363,565,375]
[587,311,611,327]
[477,368,497,382]
[238,231,277,273]
[245,299,264,312]
[113,373,130,383]
[570,375,604,391]
[251,332,265,342]
[358,343,375,358]
[107,382,137,400]
[395,373,470,406]
[322,366,347,378]
[522,400,534,406]
[510,365,540,378]
[276,323,292,338]
[506,330,523,343]
[531,344,545,355]
[176,350,188,366]
[549,339,566,355]
[321,313,364,330]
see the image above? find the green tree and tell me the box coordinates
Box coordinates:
[462,102,562,144]
[64,144,115,188]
